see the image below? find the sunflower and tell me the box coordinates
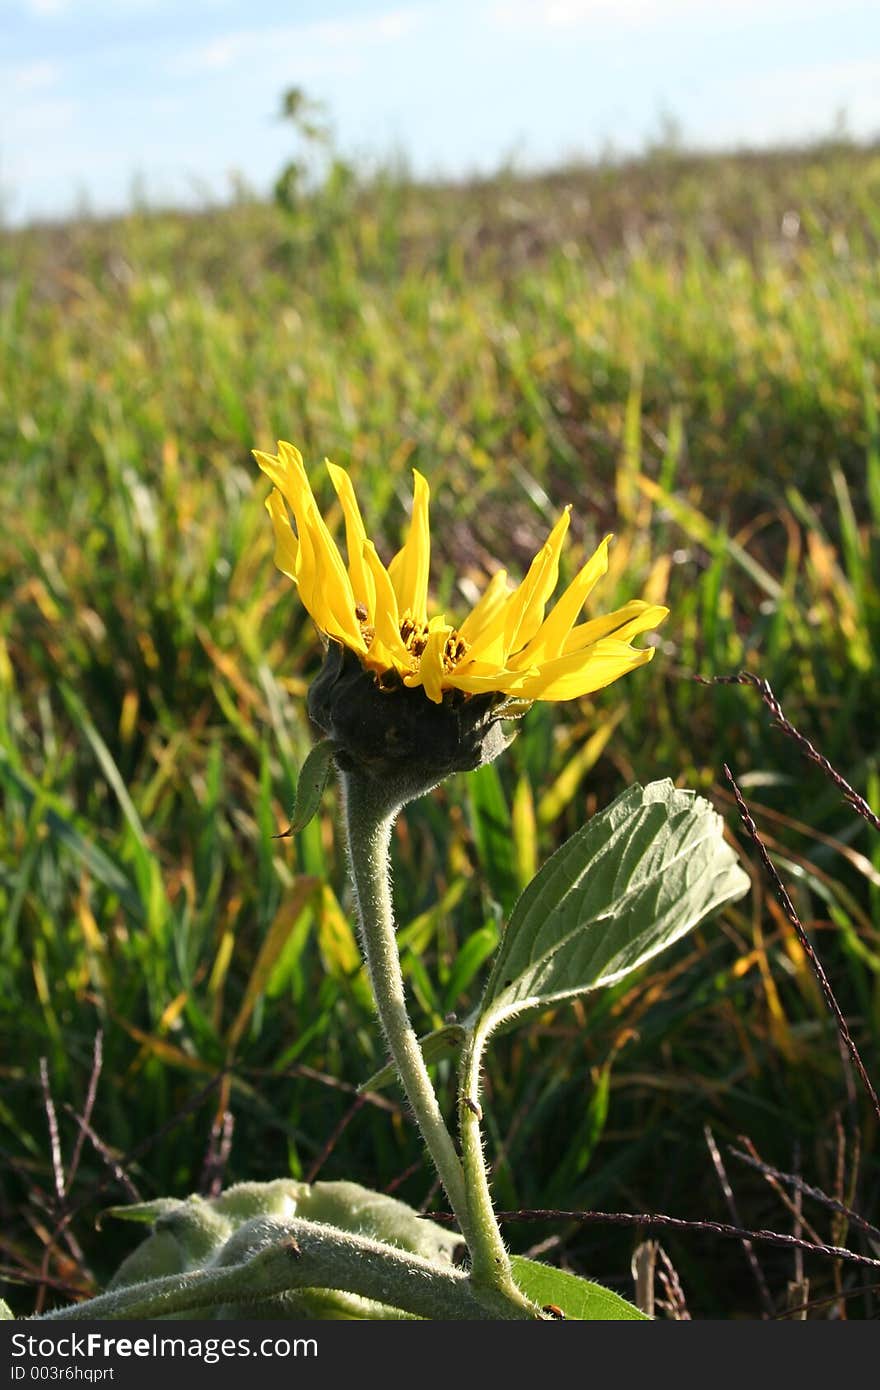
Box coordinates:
[255,440,667,706]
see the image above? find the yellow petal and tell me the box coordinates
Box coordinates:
[362,633,398,673]
[406,626,452,704]
[515,640,655,702]
[265,489,299,580]
[257,444,670,710]
[387,469,431,626]
[362,540,413,671]
[255,442,364,651]
[503,507,571,657]
[463,510,571,669]
[562,602,669,655]
[445,662,538,696]
[458,569,510,644]
[509,535,612,670]
[326,460,375,614]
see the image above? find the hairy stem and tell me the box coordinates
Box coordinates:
[33,1217,533,1321]
[341,771,471,1232]
[341,769,537,1318]
[459,1023,523,1301]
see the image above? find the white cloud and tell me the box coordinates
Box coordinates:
[23,0,71,16]
[172,7,428,77]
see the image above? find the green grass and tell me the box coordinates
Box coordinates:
[2,140,879,1319]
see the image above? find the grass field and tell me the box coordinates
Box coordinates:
[2,139,879,1319]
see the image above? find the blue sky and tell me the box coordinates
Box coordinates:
[2,0,879,224]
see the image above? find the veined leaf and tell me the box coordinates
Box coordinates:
[478,780,750,1037]
[511,1256,647,1320]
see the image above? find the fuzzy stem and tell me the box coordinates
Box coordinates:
[459,1023,524,1302]
[341,769,536,1318]
[32,1217,533,1321]
[341,770,471,1233]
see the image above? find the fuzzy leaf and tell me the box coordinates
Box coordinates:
[478,779,750,1035]
[511,1256,647,1320]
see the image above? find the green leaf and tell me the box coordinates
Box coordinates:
[104,1198,185,1225]
[443,924,500,1014]
[469,762,520,914]
[358,1023,466,1094]
[546,1062,611,1197]
[104,1180,463,1309]
[59,683,147,845]
[478,779,750,1036]
[510,1256,647,1320]
[286,739,336,834]
[0,751,143,922]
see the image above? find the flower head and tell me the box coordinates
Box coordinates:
[255,440,668,710]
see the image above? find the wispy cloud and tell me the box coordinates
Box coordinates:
[172,7,428,78]
[23,0,71,16]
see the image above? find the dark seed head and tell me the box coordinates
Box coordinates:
[307,642,514,808]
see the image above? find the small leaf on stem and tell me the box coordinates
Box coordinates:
[278,738,337,837]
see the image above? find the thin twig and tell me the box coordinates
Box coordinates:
[655,1245,691,1320]
[697,672,880,832]
[65,1111,141,1204]
[775,1281,879,1319]
[0,1264,90,1299]
[245,1061,401,1113]
[418,1173,444,1215]
[787,1139,809,1320]
[730,1138,824,1247]
[35,1059,69,1316]
[792,1140,804,1288]
[724,764,880,1127]
[305,1093,367,1185]
[61,1070,226,1226]
[428,1208,880,1271]
[39,1058,65,1202]
[66,1030,104,1193]
[384,1156,428,1195]
[631,1240,657,1317]
[199,1110,235,1199]
[9,1071,228,1314]
[705,1125,774,1316]
[727,1146,880,1243]
[832,1113,848,1317]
